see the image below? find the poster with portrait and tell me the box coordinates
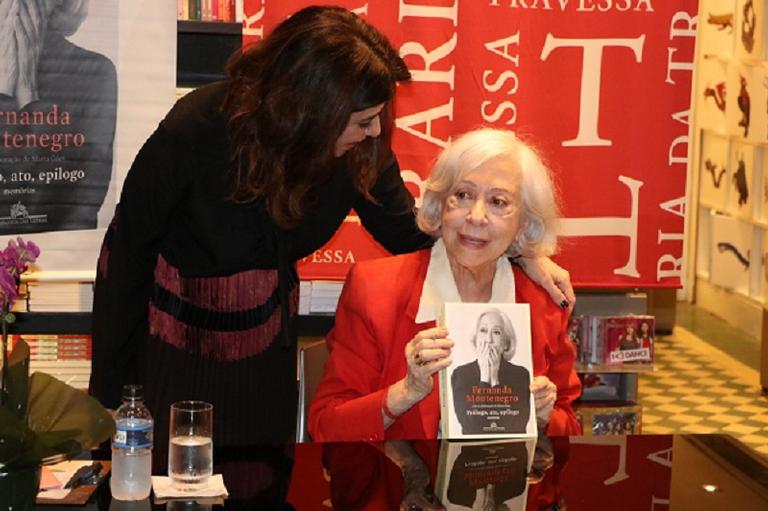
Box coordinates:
[0,0,117,234]
[435,438,535,511]
[439,302,536,440]
[0,0,176,273]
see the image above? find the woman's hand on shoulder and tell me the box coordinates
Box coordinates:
[403,327,453,402]
[516,256,575,311]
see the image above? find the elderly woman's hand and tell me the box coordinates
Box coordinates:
[404,327,453,401]
[517,256,575,311]
[383,327,453,427]
[530,376,557,428]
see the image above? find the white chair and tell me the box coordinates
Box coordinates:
[296,340,329,442]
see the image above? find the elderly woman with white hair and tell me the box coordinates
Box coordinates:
[309,128,582,441]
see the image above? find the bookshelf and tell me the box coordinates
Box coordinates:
[10,312,91,335]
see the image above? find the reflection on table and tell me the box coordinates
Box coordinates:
[34,434,768,510]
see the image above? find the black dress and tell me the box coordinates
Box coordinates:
[88,81,431,469]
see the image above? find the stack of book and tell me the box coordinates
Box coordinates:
[9,334,92,390]
[26,281,94,313]
[298,280,345,315]
[178,0,243,22]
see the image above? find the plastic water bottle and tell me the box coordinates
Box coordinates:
[110,384,153,500]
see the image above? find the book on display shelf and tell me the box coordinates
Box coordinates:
[578,373,626,401]
[25,281,93,313]
[569,314,655,368]
[178,0,241,22]
[8,334,92,390]
[434,437,535,511]
[597,315,655,366]
[9,334,92,361]
[566,314,590,365]
[574,403,642,436]
[439,303,537,439]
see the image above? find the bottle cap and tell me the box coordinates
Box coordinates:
[121,384,143,399]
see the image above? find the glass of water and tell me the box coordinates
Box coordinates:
[168,401,213,491]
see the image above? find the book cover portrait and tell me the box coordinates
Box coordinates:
[436,438,535,511]
[441,303,537,439]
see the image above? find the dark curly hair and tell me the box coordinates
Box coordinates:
[223,6,411,229]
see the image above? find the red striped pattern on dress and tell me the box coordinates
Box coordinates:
[148,255,298,361]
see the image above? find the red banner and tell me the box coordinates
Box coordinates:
[244,0,696,288]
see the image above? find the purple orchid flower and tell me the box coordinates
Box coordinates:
[3,237,40,275]
[0,268,17,303]
[0,237,40,306]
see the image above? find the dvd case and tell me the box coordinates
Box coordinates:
[596,315,655,365]
[566,314,590,364]
[439,303,537,439]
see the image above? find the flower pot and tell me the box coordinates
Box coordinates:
[0,466,42,511]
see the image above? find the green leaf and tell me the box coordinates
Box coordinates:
[1,339,30,420]
[27,372,115,452]
[0,406,37,468]
[0,345,116,470]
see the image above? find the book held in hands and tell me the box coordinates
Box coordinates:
[439,302,537,439]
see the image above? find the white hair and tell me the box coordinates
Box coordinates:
[416,127,560,257]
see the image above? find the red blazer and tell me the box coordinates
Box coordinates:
[308,249,582,442]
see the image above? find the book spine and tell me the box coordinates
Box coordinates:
[438,368,453,439]
[211,0,219,21]
[190,0,201,20]
[434,441,450,504]
[202,0,212,21]
[19,334,92,361]
[235,0,243,22]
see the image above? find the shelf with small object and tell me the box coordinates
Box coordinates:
[569,291,655,436]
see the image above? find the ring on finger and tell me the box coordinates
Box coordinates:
[414,352,426,366]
